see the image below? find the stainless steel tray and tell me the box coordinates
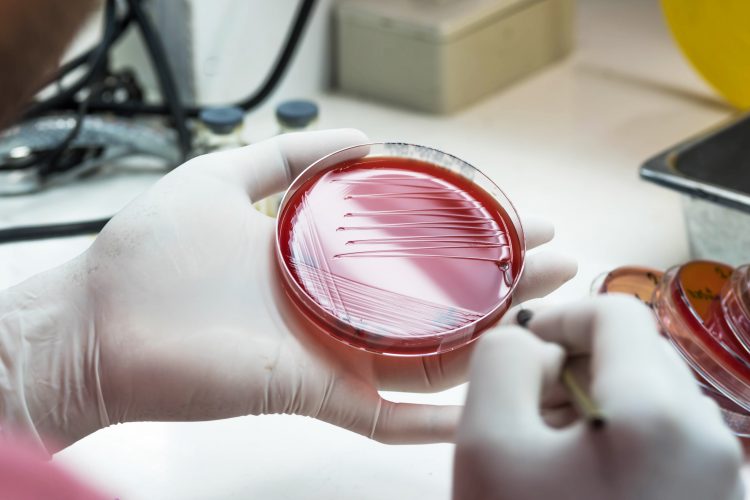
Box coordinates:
[641,114,750,266]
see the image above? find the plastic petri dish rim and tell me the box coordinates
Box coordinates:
[653,261,750,412]
[718,264,750,355]
[275,143,526,356]
[595,265,663,306]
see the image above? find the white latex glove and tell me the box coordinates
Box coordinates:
[0,129,575,453]
[454,295,744,500]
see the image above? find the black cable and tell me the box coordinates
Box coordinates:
[39,0,118,175]
[0,1,117,244]
[5,5,115,174]
[237,0,317,111]
[126,0,191,159]
[38,85,98,176]
[1,0,317,244]
[0,218,111,244]
[42,0,318,118]
[48,11,133,84]
[24,6,133,120]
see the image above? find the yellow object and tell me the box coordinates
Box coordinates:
[661,0,750,109]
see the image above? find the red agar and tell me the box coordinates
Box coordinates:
[277,156,522,354]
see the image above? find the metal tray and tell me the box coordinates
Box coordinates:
[641,114,750,266]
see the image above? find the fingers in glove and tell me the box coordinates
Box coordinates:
[525,295,707,420]
[315,378,461,444]
[459,326,565,442]
[371,344,474,393]
[191,128,369,202]
[541,404,578,429]
[521,215,555,250]
[368,400,461,444]
[512,251,577,303]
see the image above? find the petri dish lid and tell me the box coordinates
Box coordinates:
[275,143,525,356]
[653,261,750,411]
[596,265,663,307]
[719,264,750,353]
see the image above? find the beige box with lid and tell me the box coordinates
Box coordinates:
[335,0,574,113]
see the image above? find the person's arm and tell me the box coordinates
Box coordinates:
[0,435,105,498]
[454,296,744,500]
[0,257,105,453]
[0,0,98,127]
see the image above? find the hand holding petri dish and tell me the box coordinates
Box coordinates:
[275,143,525,356]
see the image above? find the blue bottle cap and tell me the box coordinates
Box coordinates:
[276,100,319,129]
[199,106,245,134]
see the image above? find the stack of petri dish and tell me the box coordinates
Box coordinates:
[598,262,750,435]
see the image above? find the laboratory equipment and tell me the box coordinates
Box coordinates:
[517,309,606,429]
[335,0,574,113]
[598,261,750,436]
[255,99,320,217]
[0,0,316,242]
[193,106,246,155]
[276,142,525,355]
[641,113,750,265]
[0,114,179,195]
[276,99,319,133]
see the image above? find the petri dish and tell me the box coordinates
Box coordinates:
[693,374,750,437]
[596,266,663,307]
[275,143,525,355]
[598,262,750,435]
[711,264,750,355]
[652,261,750,411]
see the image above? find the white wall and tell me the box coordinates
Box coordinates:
[190,0,333,109]
[67,0,334,115]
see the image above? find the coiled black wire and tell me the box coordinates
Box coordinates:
[26,0,317,119]
[23,4,133,120]
[2,0,318,243]
[125,0,191,158]
[40,0,119,175]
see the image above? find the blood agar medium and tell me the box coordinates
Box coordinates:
[276,143,525,355]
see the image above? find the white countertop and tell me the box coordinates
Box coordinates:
[1,0,742,498]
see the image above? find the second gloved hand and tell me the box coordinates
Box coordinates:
[454,295,744,500]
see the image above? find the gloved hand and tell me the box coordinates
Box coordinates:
[0,129,575,453]
[454,295,744,500]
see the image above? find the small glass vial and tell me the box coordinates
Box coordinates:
[276,99,319,133]
[255,100,320,217]
[194,106,246,155]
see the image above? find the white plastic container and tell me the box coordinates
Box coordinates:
[335,0,574,113]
